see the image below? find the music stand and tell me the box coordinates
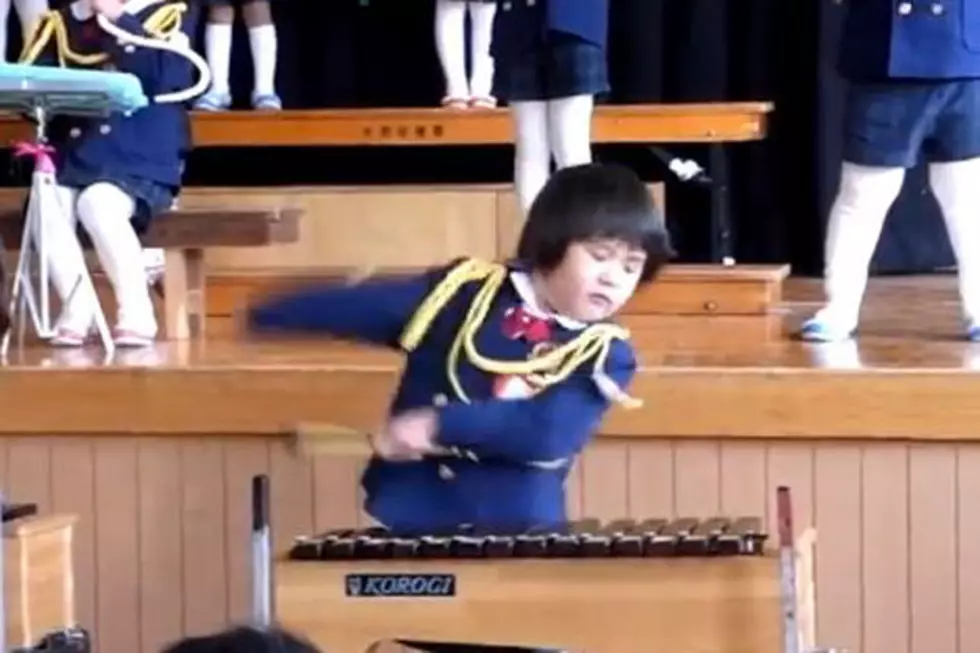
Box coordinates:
[0,68,149,360]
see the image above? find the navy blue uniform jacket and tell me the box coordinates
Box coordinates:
[19,0,195,187]
[839,0,980,80]
[248,260,638,533]
[491,0,609,60]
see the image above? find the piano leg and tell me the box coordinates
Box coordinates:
[709,143,733,265]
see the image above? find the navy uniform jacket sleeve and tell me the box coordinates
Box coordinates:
[102,2,196,97]
[246,262,458,349]
[434,337,637,464]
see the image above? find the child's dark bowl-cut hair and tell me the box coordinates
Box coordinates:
[516,162,675,283]
[160,625,321,653]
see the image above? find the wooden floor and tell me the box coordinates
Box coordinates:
[2,274,980,653]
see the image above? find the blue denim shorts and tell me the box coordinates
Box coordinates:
[843,79,980,167]
[493,33,609,102]
[56,167,177,234]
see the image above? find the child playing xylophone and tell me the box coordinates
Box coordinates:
[246,162,672,651]
[18,0,196,348]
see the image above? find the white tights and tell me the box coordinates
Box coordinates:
[0,0,47,62]
[820,158,980,328]
[42,182,157,335]
[434,0,496,101]
[512,94,595,214]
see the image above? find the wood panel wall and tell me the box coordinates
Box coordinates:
[176,183,665,272]
[0,435,973,653]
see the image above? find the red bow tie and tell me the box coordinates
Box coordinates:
[501,306,552,343]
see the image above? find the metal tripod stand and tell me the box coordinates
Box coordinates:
[0,105,114,360]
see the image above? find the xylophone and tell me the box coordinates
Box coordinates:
[247,476,830,653]
[288,516,769,561]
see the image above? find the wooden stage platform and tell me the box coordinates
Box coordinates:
[0,274,978,653]
[1,275,978,438]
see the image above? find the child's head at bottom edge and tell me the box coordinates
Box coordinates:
[515,162,675,323]
[159,625,321,653]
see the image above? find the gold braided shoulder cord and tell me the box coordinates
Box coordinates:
[19,2,187,67]
[398,258,642,408]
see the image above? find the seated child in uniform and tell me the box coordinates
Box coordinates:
[19,0,195,348]
[160,626,321,653]
[245,162,672,650]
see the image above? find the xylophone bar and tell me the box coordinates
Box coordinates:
[288,516,768,561]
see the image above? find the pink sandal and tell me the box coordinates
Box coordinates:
[113,328,155,349]
[441,96,469,110]
[469,96,498,109]
[50,327,89,348]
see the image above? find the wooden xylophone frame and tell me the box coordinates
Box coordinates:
[249,475,830,653]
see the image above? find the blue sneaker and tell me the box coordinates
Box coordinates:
[193,92,232,111]
[251,93,282,110]
[967,321,980,342]
[799,317,855,342]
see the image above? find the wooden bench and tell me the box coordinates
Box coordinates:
[0,203,301,340]
[0,103,773,147]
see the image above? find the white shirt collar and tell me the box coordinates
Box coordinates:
[72,0,160,21]
[71,0,93,20]
[508,270,586,331]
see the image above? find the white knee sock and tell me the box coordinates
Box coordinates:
[75,183,156,334]
[248,23,277,97]
[467,1,496,99]
[546,94,595,169]
[204,22,233,96]
[511,100,551,214]
[819,162,905,329]
[41,185,97,330]
[929,157,980,323]
[435,0,469,100]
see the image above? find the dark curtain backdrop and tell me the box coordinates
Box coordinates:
[3,0,950,274]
